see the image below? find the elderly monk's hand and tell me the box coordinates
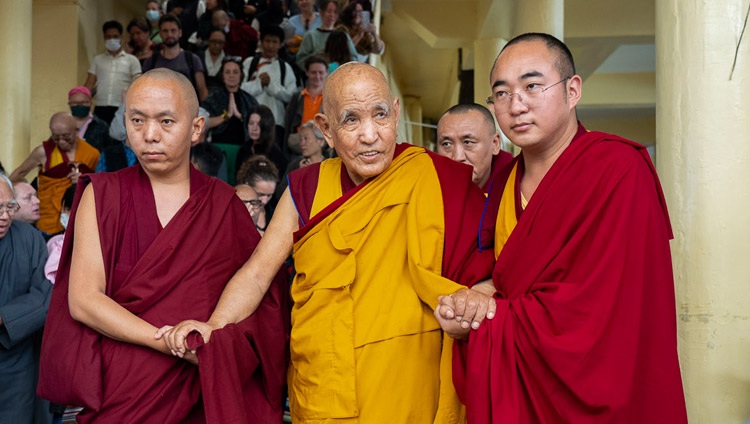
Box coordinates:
[439,288,496,330]
[155,320,220,358]
[434,303,470,339]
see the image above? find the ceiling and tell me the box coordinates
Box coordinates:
[379,0,656,122]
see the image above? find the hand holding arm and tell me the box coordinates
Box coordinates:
[157,188,299,355]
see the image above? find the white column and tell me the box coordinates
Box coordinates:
[513,0,564,39]
[0,0,32,172]
[656,1,750,421]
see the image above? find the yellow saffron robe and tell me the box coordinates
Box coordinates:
[288,145,493,423]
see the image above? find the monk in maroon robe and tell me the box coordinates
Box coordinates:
[436,103,513,194]
[436,33,687,423]
[38,69,287,423]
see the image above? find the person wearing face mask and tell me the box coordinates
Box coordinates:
[66,86,115,153]
[145,0,164,43]
[44,185,76,285]
[84,20,142,125]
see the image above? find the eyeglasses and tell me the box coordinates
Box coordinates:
[222,56,242,64]
[51,133,75,142]
[486,77,571,110]
[0,201,21,217]
[242,199,263,208]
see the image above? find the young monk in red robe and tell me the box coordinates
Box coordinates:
[38,69,288,423]
[436,33,688,423]
[159,62,496,423]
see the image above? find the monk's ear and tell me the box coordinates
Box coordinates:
[314,113,335,149]
[490,133,502,155]
[391,97,401,121]
[566,75,582,109]
[191,115,206,145]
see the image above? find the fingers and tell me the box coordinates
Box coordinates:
[437,295,456,319]
[154,325,173,339]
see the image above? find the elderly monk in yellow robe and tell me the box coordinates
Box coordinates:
[159,62,497,423]
[10,113,99,234]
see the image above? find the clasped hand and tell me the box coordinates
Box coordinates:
[154,320,220,364]
[434,287,496,339]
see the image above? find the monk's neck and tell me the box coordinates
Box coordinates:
[520,119,578,200]
[148,168,192,227]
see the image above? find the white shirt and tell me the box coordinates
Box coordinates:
[240,56,298,125]
[88,50,141,107]
[204,50,225,77]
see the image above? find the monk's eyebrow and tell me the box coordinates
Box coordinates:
[492,71,545,89]
[127,108,176,117]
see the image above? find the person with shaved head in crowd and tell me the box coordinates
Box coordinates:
[38,69,288,423]
[10,113,99,235]
[437,103,513,194]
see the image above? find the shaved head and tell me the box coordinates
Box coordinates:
[322,62,394,122]
[50,112,77,132]
[315,62,401,185]
[129,68,199,119]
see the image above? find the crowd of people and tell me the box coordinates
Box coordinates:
[0,2,687,422]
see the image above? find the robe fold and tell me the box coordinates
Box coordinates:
[38,165,287,423]
[287,143,494,423]
[37,139,99,234]
[455,125,687,423]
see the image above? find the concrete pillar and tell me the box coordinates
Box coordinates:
[513,0,564,39]
[0,0,32,171]
[656,1,750,422]
[403,95,424,147]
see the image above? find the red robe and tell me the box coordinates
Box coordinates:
[481,150,514,195]
[38,165,288,423]
[455,125,687,423]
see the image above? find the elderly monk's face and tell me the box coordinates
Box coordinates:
[49,118,77,152]
[316,65,400,186]
[437,109,501,188]
[490,39,579,152]
[125,76,203,176]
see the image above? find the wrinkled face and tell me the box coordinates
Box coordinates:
[129,25,149,47]
[0,182,13,240]
[13,183,40,224]
[125,77,203,177]
[490,40,579,152]
[50,119,78,152]
[316,70,400,185]
[306,63,327,89]
[247,113,261,141]
[299,127,325,157]
[159,22,181,47]
[261,35,281,58]
[207,32,226,55]
[436,109,501,187]
[222,61,242,87]
[321,2,339,27]
[251,179,276,206]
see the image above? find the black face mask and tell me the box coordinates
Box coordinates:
[70,105,91,118]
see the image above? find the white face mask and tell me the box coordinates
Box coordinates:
[146,10,160,22]
[105,38,121,52]
[60,212,69,230]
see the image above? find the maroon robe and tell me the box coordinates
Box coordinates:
[38,165,287,423]
[455,125,687,423]
[481,150,514,194]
